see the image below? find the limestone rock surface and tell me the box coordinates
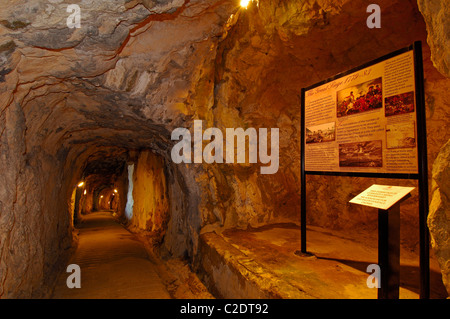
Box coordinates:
[417,0,450,77]
[428,139,450,296]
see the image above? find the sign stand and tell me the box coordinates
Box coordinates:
[349,184,414,299]
[378,203,400,299]
[377,193,410,299]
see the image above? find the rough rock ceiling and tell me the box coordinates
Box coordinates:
[0,0,237,162]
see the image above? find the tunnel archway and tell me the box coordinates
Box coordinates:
[69,147,176,246]
[66,141,197,259]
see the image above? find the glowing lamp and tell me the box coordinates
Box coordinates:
[240,0,250,8]
[83,190,87,195]
[77,182,84,187]
[114,189,118,193]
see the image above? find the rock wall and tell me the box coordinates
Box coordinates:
[0,0,236,297]
[129,150,169,240]
[199,0,450,292]
[417,0,450,77]
[418,0,450,296]
[203,0,450,248]
[428,139,450,296]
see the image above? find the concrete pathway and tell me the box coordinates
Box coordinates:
[52,211,171,299]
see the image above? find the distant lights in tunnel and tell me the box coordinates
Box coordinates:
[114,189,118,193]
[100,195,104,199]
[83,189,87,195]
[77,181,84,187]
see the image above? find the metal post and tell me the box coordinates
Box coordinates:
[413,41,430,299]
[378,203,400,299]
[300,90,307,254]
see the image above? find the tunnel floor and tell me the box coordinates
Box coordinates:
[50,212,447,299]
[217,224,447,299]
[51,211,171,299]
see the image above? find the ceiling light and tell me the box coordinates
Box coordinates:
[240,0,250,8]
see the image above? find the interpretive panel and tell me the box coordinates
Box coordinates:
[304,50,418,174]
[349,184,415,210]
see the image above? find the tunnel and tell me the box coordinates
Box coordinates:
[0,0,449,301]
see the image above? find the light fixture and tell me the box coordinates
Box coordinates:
[100,195,104,199]
[83,190,87,195]
[240,0,250,8]
[77,181,84,187]
[114,189,118,193]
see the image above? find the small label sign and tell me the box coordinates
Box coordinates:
[350,184,415,210]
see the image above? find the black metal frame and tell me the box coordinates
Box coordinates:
[300,41,429,298]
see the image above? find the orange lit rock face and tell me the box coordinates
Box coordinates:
[428,140,450,296]
[417,0,450,77]
[129,150,169,239]
[206,0,450,243]
[0,0,234,297]
[0,0,449,298]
